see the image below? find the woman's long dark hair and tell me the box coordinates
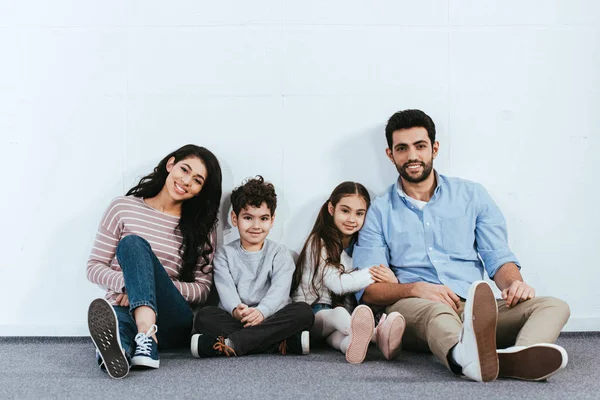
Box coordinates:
[126,144,222,282]
[291,182,370,305]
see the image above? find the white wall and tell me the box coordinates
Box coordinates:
[1,1,599,335]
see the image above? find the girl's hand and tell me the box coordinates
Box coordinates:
[369,264,398,283]
[115,293,130,307]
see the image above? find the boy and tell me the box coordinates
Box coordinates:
[191,176,314,357]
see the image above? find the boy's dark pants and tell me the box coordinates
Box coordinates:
[194,302,314,356]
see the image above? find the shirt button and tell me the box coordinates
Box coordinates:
[426,222,430,226]
[428,247,433,251]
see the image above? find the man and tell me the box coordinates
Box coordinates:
[354,109,570,382]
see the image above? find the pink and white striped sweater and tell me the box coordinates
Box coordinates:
[86,196,214,306]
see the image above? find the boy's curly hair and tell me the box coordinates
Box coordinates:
[230,175,277,216]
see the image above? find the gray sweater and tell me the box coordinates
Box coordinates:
[213,239,295,319]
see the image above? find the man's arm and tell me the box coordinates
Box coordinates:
[493,262,535,307]
[363,281,461,310]
[362,282,417,306]
[355,197,460,310]
[352,204,391,301]
[474,183,521,279]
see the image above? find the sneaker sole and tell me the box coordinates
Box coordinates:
[300,331,310,355]
[498,344,567,381]
[190,334,201,358]
[469,281,499,382]
[88,298,129,379]
[377,313,405,361]
[346,305,374,364]
[131,356,160,369]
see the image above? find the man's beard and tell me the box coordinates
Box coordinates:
[396,159,434,183]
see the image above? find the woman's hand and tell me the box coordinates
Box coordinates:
[115,293,130,307]
[369,264,398,283]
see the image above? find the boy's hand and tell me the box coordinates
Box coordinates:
[232,304,248,321]
[241,308,264,327]
[369,264,398,283]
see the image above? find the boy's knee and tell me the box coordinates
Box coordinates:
[293,302,315,328]
[193,306,221,329]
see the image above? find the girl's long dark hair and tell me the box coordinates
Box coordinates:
[126,144,222,282]
[291,182,370,305]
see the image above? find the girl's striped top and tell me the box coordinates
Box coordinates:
[86,196,214,306]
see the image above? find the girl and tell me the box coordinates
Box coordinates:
[86,144,222,379]
[291,182,406,364]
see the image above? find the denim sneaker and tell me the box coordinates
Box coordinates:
[88,298,130,379]
[191,334,236,358]
[131,325,159,369]
[279,331,310,355]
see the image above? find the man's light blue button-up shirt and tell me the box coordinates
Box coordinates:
[353,173,520,301]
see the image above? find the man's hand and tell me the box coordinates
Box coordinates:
[369,264,398,283]
[115,293,129,307]
[412,282,461,311]
[240,308,265,327]
[232,303,248,321]
[501,280,535,307]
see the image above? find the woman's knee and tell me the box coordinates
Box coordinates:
[117,235,150,253]
[116,235,152,266]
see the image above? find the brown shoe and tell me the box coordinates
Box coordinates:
[451,281,499,382]
[498,344,568,381]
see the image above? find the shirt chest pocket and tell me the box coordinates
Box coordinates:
[439,216,474,253]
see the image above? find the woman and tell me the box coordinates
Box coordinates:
[86,144,222,379]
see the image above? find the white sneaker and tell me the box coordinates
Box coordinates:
[451,281,499,382]
[497,344,568,381]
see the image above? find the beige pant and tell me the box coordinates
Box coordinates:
[386,296,570,370]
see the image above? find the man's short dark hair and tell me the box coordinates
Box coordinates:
[230,175,277,216]
[385,109,436,149]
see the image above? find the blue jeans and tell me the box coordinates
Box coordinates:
[114,235,193,357]
[311,303,332,315]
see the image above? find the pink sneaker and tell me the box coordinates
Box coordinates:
[345,305,374,364]
[376,311,405,360]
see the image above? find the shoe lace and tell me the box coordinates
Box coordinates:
[278,340,287,355]
[134,325,158,356]
[213,336,236,357]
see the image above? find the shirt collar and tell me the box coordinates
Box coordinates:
[395,170,442,199]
